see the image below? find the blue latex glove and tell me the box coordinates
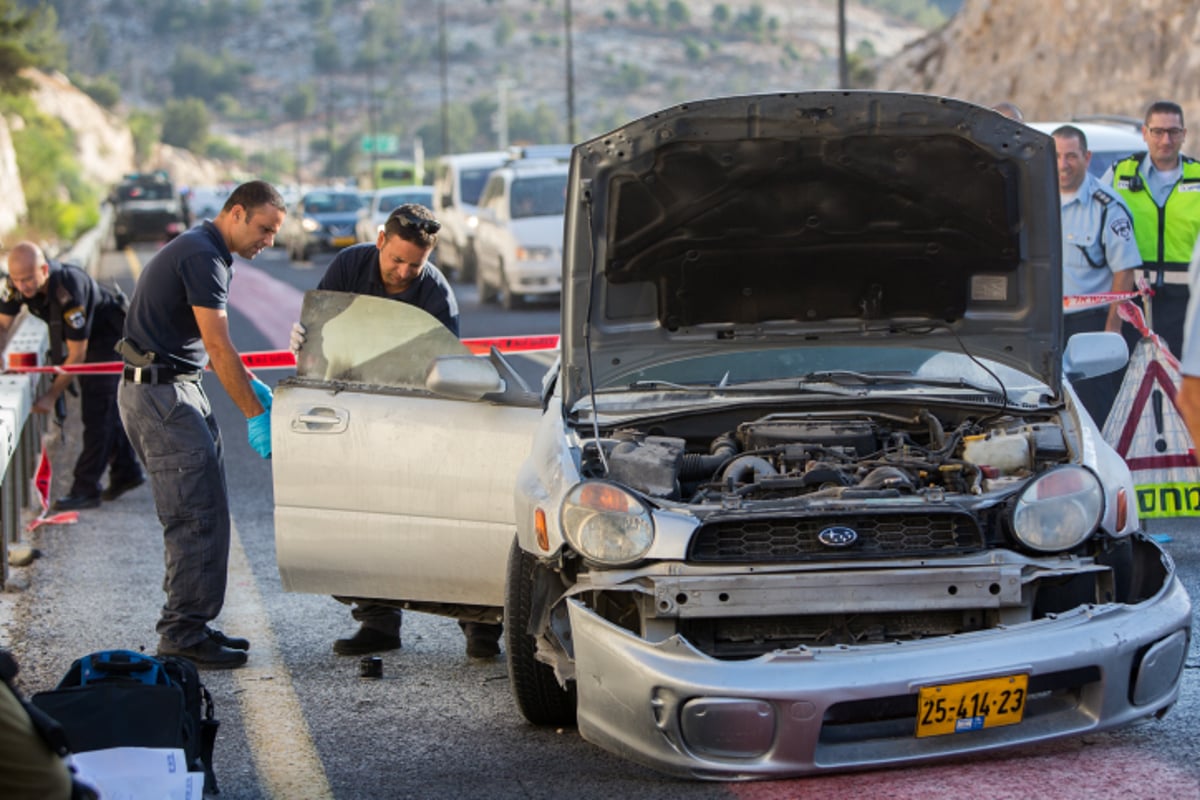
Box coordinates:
[250,377,273,412]
[247,411,271,458]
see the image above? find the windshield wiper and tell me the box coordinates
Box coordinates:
[798,370,1005,396]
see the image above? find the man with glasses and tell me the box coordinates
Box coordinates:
[289,203,505,659]
[1103,100,1200,359]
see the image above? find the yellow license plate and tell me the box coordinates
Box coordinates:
[332,236,356,247]
[916,674,1028,738]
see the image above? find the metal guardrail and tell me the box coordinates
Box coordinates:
[0,206,111,587]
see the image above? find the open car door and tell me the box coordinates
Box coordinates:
[272,291,546,610]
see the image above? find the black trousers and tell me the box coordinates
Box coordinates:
[72,371,143,497]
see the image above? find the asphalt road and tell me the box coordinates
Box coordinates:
[1,242,1197,800]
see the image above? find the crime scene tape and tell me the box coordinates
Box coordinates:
[1062,286,1152,311]
[2,333,562,376]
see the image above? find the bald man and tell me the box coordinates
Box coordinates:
[0,242,144,510]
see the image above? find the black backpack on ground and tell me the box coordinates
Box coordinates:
[30,649,220,794]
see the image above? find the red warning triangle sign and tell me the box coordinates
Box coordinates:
[1111,357,1197,471]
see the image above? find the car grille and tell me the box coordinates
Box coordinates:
[687,511,985,563]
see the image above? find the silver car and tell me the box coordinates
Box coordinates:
[273,92,1191,780]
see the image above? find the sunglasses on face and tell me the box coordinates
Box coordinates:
[391,209,442,234]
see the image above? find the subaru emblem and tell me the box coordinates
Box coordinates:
[817,526,858,548]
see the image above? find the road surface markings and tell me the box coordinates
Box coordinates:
[223,520,334,799]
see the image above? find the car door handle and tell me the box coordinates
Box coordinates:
[291,407,349,433]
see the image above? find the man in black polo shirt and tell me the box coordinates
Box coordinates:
[118,180,285,669]
[0,241,144,511]
[290,203,504,660]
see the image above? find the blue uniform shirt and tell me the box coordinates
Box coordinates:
[1061,171,1141,308]
[316,243,460,335]
[123,221,233,370]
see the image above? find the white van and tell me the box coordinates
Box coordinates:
[431,151,509,281]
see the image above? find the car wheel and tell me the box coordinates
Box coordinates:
[460,245,477,284]
[505,539,577,727]
[500,268,521,311]
[476,265,498,304]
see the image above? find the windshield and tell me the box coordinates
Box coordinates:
[462,167,498,205]
[510,174,567,218]
[305,193,361,213]
[378,191,432,213]
[604,346,1049,397]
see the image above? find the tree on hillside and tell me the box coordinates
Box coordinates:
[161,97,210,153]
[0,0,45,94]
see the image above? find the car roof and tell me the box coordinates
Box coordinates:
[438,151,509,167]
[1026,121,1145,153]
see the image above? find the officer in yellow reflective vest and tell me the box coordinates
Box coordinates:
[1103,100,1200,360]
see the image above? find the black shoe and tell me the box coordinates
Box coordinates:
[157,637,248,670]
[333,627,401,656]
[206,627,250,651]
[101,474,146,501]
[461,621,503,659]
[51,493,101,512]
[465,637,501,659]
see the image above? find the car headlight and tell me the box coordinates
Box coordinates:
[1011,466,1104,552]
[561,481,654,566]
[302,217,319,232]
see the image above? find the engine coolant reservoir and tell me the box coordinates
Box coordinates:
[962,431,1031,474]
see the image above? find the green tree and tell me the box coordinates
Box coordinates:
[711,3,730,29]
[644,0,663,27]
[283,85,316,123]
[127,110,159,165]
[77,74,121,109]
[313,31,341,74]
[0,0,43,94]
[495,14,515,47]
[666,0,689,28]
[161,97,210,152]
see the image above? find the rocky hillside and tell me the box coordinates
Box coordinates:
[877,0,1200,125]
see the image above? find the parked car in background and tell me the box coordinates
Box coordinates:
[276,189,363,262]
[184,184,235,226]
[273,92,1191,780]
[355,185,435,244]
[110,171,187,250]
[431,151,509,282]
[1027,119,1145,176]
[473,160,568,309]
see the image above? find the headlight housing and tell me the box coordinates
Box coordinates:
[561,481,654,566]
[1011,466,1104,552]
[301,217,320,232]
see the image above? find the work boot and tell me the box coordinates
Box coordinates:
[157,637,248,670]
[101,473,147,501]
[51,493,101,511]
[332,626,401,656]
[460,621,503,659]
[206,627,250,651]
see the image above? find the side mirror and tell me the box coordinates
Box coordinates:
[1064,331,1128,381]
[425,355,504,401]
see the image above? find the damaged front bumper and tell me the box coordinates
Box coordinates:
[564,538,1192,780]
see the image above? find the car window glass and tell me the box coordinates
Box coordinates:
[509,174,567,218]
[294,290,470,389]
[606,346,1046,394]
[461,167,499,205]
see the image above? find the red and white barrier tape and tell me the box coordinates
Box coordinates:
[3,334,562,377]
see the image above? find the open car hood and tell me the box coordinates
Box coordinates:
[560,91,1062,411]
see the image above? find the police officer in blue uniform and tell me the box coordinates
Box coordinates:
[290,203,504,659]
[117,180,285,669]
[0,241,144,510]
[1054,126,1142,426]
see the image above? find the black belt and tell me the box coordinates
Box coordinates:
[123,365,202,385]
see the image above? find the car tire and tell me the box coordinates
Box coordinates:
[505,539,577,727]
[476,265,498,304]
[459,246,477,284]
[500,268,521,311]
